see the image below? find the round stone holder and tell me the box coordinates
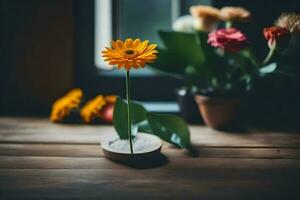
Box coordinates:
[101,133,162,163]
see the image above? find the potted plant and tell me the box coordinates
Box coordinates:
[197,11,292,129]
[101,38,195,163]
[149,6,248,125]
[150,5,291,129]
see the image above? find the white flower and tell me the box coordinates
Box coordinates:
[172,15,195,33]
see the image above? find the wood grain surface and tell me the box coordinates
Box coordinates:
[0,118,300,200]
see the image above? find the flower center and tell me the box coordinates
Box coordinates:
[123,48,137,59]
[125,50,135,55]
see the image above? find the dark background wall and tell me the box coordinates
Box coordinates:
[0,0,74,115]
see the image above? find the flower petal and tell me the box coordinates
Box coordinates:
[125,38,134,48]
[133,39,141,48]
[137,40,149,53]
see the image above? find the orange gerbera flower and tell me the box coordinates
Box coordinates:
[101,38,158,70]
[50,88,83,122]
[65,88,83,99]
[80,95,107,123]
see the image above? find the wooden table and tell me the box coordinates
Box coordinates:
[0,118,300,200]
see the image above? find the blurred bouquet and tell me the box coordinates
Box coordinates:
[149,5,296,128]
[50,88,116,124]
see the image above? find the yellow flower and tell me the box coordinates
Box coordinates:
[65,88,83,99]
[104,95,117,104]
[101,38,158,70]
[220,7,251,22]
[52,88,83,109]
[80,95,106,123]
[190,5,221,32]
[50,89,83,122]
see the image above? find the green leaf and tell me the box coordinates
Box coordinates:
[147,113,192,149]
[113,98,195,154]
[158,31,205,66]
[113,97,147,139]
[154,31,221,87]
[259,63,277,74]
[148,48,186,77]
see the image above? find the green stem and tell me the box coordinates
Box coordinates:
[126,70,133,154]
[240,65,248,75]
[263,44,276,65]
[234,54,248,77]
[240,49,259,69]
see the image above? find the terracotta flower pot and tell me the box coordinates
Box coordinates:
[195,95,241,129]
[175,87,203,124]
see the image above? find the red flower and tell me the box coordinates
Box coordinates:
[208,28,248,52]
[263,26,290,48]
[100,104,114,123]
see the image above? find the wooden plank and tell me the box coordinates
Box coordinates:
[0,144,104,158]
[1,156,300,170]
[0,169,300,200]
[1,117,300,147]
[0,117,108,144]
[1,143,300,159]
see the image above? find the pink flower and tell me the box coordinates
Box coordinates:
[208,28,248,52]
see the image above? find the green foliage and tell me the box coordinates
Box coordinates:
[149,31,218,82]
[159,31,205,67]
[149,29,288,97]
[147,113,191,149]
[148,31,237,94]
[150,48,186,76]
[113,97,147,139]
[113,97,193,152]
[259,63,277,75]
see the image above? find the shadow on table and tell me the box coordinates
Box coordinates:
[211,120,250,133]
[114,153,169,169]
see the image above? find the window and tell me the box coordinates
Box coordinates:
[95,0,175,76]
[95,0,211,76]
[74,0,211,112]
